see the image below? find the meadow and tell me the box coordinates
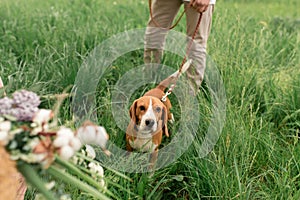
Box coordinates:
[0,0,299,199]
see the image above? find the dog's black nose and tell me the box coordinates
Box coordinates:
[145,119,155,127]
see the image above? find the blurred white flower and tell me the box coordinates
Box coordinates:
[0,120,11,132]
[0,121,12,145]
[23,137,40,151]
[32,109,53,125]
[14,153,46,164]
[70,137,82,151]
[31,125,48,135]
[77,124,109,150]
[60,194,71,200]
[73,152,85,166]
[9,128,23,136]
[88,161,106,188]
[57,127,74,139]
[53,136,69,148]
[99,179,105,188]
[88,162,104,177]
[85,144,96,159]
[45,181,56,190]
[0,128,24,146]
[77,126,96,144]
[60,146,75,160]
[95,126,109,149]
[54,127,83,160]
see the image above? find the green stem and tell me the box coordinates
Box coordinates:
[55,156,97,186]
[75,152,132,181]
[55,156,113,196]
[17,163,56,200]
[47,165,110,200]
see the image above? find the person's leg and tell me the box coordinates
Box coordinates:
[184,4,214,95]
[144,0,182,64]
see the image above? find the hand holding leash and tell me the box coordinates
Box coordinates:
[189,0,210,13]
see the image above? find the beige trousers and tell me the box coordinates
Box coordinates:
[144,0,214,93]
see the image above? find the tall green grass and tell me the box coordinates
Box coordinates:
[0,0,299,199]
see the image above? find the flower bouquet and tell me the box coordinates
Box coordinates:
[0,77,116,200]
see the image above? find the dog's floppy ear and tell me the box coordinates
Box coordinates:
[129,100,138,124]
[162,106,169,137]
[128,100,139,132]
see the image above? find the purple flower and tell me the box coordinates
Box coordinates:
[0,90,41,121]
[12,90,41,108]
[9,107,39,121]
[0,97,14,115]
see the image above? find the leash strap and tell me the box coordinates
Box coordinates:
[147,0,203,101]
[178,12,203,74]
[161,13,203,102]
[148,0,186,30]
[161,90,172,102]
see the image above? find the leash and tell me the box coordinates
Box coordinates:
[162,12,203,102]
[148,0,186,30]
[148,1,203,101]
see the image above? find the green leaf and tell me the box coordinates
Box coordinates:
[3,114,17,121]
[17,163,56,200]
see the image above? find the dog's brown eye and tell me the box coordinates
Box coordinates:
[155,107,161,113]
[140,106,145,111]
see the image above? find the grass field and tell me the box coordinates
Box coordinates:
[0,0,299,199]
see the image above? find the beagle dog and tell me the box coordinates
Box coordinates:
[126,60,192,168]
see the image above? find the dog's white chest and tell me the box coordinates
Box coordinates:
[129,137,157,152]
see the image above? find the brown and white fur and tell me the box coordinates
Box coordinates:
[125,60,192,168]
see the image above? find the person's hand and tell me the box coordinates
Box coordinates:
[189,0,210,13]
